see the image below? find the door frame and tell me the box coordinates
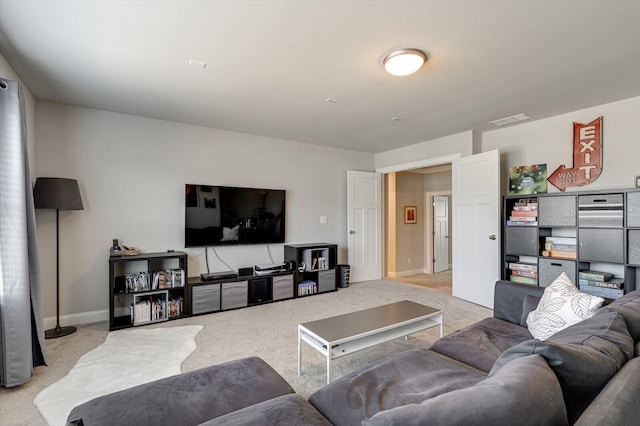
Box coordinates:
[425,190,452,274]
[377,154,461,278]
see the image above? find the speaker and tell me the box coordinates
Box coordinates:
[249,278,271,304]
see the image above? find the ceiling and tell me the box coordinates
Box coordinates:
[1,1,640,154]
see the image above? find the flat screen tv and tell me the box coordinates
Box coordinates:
[185,184,286,247]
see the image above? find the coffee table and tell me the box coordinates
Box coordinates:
[298,300,443,383]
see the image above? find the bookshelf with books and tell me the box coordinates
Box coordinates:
[109,251,189,330]
[284,243,338,297]
[503,189,640,296]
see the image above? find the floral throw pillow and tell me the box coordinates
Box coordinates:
[526,272,604,341]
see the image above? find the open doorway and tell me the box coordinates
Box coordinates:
[385,164,453,294]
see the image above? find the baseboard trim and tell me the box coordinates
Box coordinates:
[388,268,427,278]
[44,309,109,329]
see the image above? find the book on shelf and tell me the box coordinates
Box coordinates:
[545,236,577,245]
[509,216,537,221]
[508,262,538,272]
[125,272,149,292]
[168,296,184,318]
[514,200,538,207]
[507,220,538,226]
[579,282,624,299]
[542,250,577,259]
[579,278,624,289]
[510,275,538,285]
[512,205,538,211]
[578,270,614,282]
[298,280,317,296]
[544,243,578,251]
[510,211,538,218]
[152,268,185,289]
[510,269,538,278]
[134,296,167,324]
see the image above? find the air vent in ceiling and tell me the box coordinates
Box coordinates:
[488,113,532,126]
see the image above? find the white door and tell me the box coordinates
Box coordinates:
[347,170,382,282]
[433,195,449,273]
[452,149,500,308]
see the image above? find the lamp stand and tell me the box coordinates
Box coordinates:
[45,209,77,339]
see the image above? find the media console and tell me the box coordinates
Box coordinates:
[188,243,339,316]
[108,244,340,328]
[188,270,295,315]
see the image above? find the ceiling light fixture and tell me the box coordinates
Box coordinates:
[383,48,427,76]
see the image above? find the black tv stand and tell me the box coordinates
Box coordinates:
[189,270,295,315]
[187,242,338,316]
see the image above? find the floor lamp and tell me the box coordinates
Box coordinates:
[34,177,84,339]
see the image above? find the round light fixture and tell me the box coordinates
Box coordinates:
[383,48,427,76]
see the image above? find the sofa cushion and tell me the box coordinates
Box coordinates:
[604,289,640,342]
[526,272,603,340]
[520,294,540,327]
[308,349,487,426]
[362,354,568,426]
[494,280,545,325]
[574,357,640,426]
[429,317,533,372]
[199,394,331,426]
[557,308,634,364]
[66,357,294,426]
[491,311,633,423]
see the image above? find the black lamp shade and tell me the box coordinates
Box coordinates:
[34,178,84,211]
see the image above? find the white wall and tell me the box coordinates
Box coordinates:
[34,102,373,325]
[393,172,425,275]
[481,95,640,194]
[375,130,474,171]
[423,170,452,192]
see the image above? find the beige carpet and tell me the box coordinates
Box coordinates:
[0,278,491,425]
[394,269,453,293]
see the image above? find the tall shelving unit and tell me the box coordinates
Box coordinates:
[503,188,640,297]
[109,251,189,330]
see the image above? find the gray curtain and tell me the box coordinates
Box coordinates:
[0,78,46,387]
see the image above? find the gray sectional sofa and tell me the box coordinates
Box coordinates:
[67,280,640,425]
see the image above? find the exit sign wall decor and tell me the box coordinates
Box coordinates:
[548,117,603,191]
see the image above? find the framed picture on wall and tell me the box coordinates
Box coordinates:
[404,206,417,224]
[508,163,548,195]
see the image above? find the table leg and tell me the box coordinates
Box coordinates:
[326,345,331,384]
[298,328,302,376]
[439,313,444,337]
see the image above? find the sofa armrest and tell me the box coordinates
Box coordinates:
[493,280,544,325]
[66,357,294,426]
[574,357,640,426]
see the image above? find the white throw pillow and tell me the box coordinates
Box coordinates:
[526,272,604,341]
[221,225,239,241]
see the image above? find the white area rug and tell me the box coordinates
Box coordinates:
[34,325,203,426]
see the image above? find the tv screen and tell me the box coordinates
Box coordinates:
[185,185,286,247]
